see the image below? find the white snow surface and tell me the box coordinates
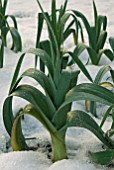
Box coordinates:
[48,159,101,170]
[0,0,114,170]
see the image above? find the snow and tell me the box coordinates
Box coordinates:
[0,0,114,170]
[0,151,51,170]
[48,159,101,170]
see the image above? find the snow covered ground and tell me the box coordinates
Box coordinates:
[0,0,114,170]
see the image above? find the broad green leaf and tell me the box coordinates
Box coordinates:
[36,0,60,59]
[94,65,111,84]
[89,65,113,117]
[54,83,114,130]
[63,28,75,43]
[21,68,56,100]
[3,85,56,136]
[72,10,97,50]
[27,48,53,76]
[52,104,71,130]
[54,70,79,108]
[11,84,55,120]
[86,47,98,65]
[3,97,14,136]
[96,16,107,41]
[64,110,114,148]
[39,40,51,57]
[39,40,51,72]
[63,83,114,108]
[102,49,114,61]
[23,104,55,132]
[10,27,22,52]
[89,150,114,165]
[69,49,93,82]
[97,31,107,52]
[73,44,86,57]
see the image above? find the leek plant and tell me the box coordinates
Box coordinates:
[0,0,22,68]
[3,0,114,163]
[70,0,114,65]
[35,0,84,69]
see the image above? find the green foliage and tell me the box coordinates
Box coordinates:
[71,1,114,65]
[35,0,84,69]
[0,0,22,68]
[89,104,114,165]
[3,0,114,164]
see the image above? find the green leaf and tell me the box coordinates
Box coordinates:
[9,53,25,94]
[11,103,57,151]
[11,84,54,120]
[36,0,60,59]
[102,49,114,61]
[3,97,14,136]
[69,48,93,82]
[93,0,98,27]
[10,27,22,52]
[23,104,55,131]
[63,0,68,14]
[63,28,75,43]
[3,84,56,137]
[96,16,107,41]
[11,114,29,151]
[0,42,4,68]
[39,40,51,72]
[100,105,114,128]
[94,65,111,84]
[78,20,85,43]
[72,10,97,50]
[51,0,57,35]
[21,68,56,100]
[2,0,8,15]
[62,83,114,108]
[64,110,114,148]
[6,15,18,29]
[1,26,9,46]
[27,48,54,76]
[86,47,98,65]
[54,70,79,108]
[97,31,107,51]
[54,83,114,130]
[89,150,114,165]
[58,13,71,46]
[90,65,114,116]
[36,13,45,68]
